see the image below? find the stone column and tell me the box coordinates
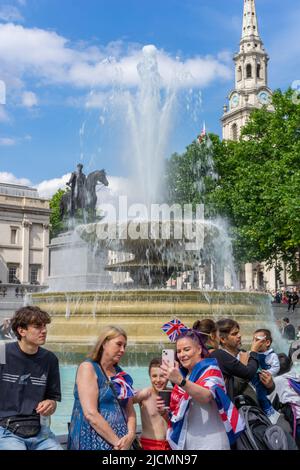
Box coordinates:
[224,267,232,289]
[264,263,276,291]
[245,263,253,290]
[42,223,50,285]
[21,218,31,283]
[176,275,183,290]
[198,267,205,289]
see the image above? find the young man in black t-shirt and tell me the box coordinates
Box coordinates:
[0,306,62,450]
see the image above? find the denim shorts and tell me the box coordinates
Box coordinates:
[0,425,63,450]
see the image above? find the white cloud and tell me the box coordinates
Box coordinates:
[97,176,130,207]
[0,137,16,146]
[0,171,30,186]
[0,23,232,102]
[22,90,38,107]
[0,5,23,22]
[0,170,127,205]
[35,173,71,199]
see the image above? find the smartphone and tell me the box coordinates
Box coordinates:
[158,389,172,408]
[162,349,175,365]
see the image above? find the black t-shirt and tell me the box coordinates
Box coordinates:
[210,348,259,400]
[0,342,61,418]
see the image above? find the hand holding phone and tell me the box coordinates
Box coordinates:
[158,389,172,408]
[162,349,175,366]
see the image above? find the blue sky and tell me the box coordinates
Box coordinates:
[0,0,299,198]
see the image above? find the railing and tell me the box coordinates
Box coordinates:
[0,283,48,298]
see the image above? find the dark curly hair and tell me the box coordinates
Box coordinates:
[11,306,51,340]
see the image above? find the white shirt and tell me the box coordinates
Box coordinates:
[259,348,280,376]
[269,368,300,420]
[183,398,230,450]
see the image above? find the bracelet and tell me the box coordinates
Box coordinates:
[179,378,187,387]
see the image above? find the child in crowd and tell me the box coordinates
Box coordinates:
[251,329,280,424]
[269,353,300,447]
[134,358,171,450]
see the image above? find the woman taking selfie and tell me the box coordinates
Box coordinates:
[68,326,136,450]
[159,329,244,450]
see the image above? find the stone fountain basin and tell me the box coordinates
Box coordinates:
[31,290,273,356]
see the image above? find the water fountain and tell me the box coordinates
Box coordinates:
[31,45,283,360]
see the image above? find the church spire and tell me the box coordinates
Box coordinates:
[221,0,272,141]
[241,0,260,41]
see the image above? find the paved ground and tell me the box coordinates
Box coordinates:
[272,303,300,327]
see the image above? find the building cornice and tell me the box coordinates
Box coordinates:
[0,205,51,217]
[221,105,256,122]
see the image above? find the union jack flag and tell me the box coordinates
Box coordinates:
[110,371,136,400]
[167,358,245,450]
[197,122,206,144]
[162,318,189,343]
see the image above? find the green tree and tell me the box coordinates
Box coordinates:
[165,134,219,212]
[210,89,300,278]
[166,89,300,280]
[49,188,66,239]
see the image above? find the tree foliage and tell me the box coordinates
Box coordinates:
[49,188,66,239]
[165,135,219,212]
[166,89,300,278]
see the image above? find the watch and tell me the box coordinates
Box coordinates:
[179,378,187,387]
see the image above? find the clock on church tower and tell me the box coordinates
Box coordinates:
[221,0,272,141]
[257,90,271,105]
[230,93,240,109]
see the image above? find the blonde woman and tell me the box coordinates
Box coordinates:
[68,326,136,450]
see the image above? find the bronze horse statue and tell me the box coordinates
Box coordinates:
[60,169,109,221]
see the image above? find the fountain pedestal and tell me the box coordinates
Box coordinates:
[48,231,114,291]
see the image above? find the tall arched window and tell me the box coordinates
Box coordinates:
[246,64,252,79]
[231,123,238,141]
[257,64,261,79]
[237,66,242,81]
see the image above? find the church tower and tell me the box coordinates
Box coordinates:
[221,0,272,140]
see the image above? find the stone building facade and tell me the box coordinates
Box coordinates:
[0,182,50,286]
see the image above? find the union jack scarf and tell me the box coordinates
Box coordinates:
[110,370,136,400]
[162,318,189,343]
[167,358,245,450]
[288,378,300,396]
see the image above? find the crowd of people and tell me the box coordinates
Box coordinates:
[272,288,299,311]
[0,306,300,451]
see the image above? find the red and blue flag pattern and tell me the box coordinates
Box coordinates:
[161,318,189,343]
[110,371,136,400]
[167,358,245,449]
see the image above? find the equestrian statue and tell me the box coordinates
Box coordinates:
[60,164,109,223]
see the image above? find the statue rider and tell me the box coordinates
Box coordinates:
[66,163,86,216]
